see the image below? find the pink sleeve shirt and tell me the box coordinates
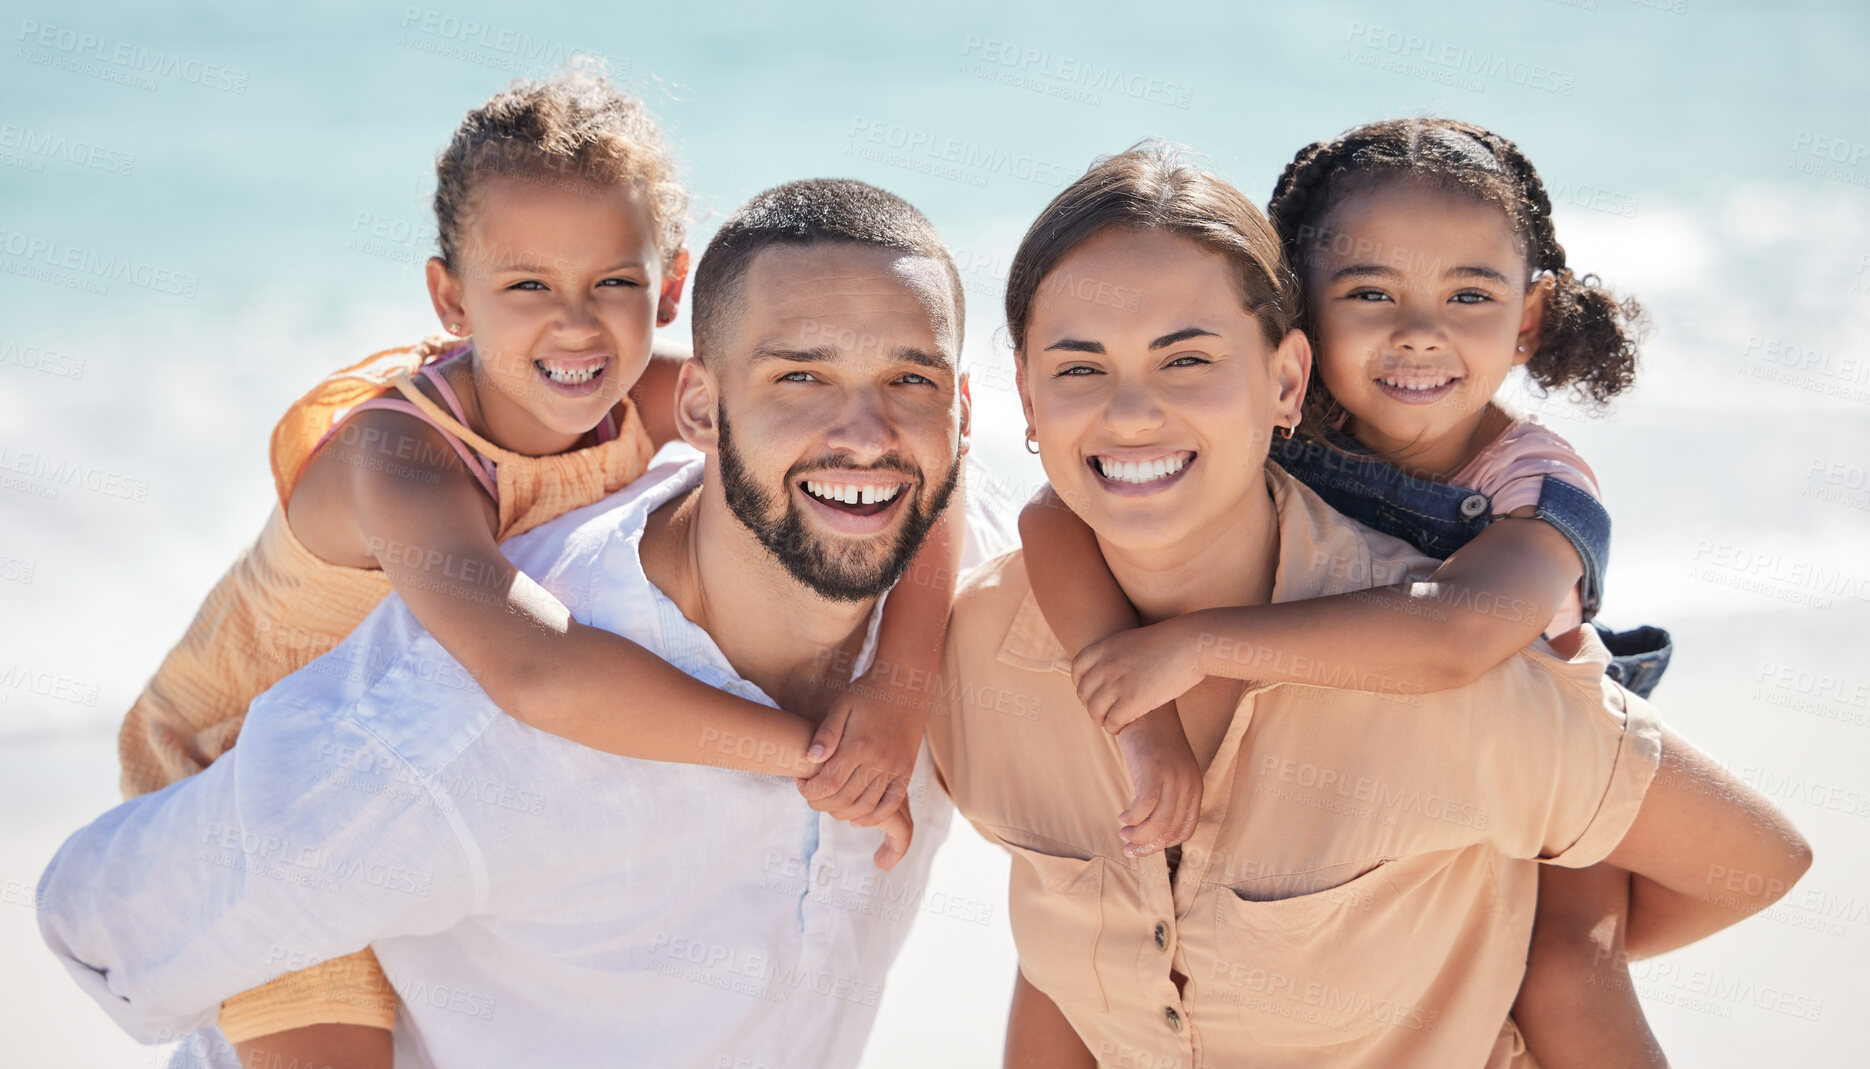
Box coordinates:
[1450,416,1602,636]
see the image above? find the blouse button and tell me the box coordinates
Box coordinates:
[1153,921,1169,951]
[1164,1005,1183,1032]
[1459,493,1490,519]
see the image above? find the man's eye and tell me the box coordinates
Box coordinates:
[897,373,933,386]
[778,371,817,383]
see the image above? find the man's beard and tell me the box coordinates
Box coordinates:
[716,407,959,603]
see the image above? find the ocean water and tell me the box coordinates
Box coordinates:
[1,1,1866,1065]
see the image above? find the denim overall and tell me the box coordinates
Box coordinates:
[1269,432,1672,698]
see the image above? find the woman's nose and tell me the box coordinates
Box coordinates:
[1102,376,1165,437]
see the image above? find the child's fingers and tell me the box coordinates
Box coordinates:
[852,777,909,828]
[821,766,885,820]
[796,757,856,803]
[805,701,852,764]
[1118,784,1160,831]
[1123,796,1181,857]
[839,772,891,824]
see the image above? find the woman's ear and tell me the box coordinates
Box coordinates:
[426,257,469,335]
[1273,328,1313,432]
[671,356,718,452]
[1014,353,1037,441]
[1514,273,1554,367]
[658,249,691,327]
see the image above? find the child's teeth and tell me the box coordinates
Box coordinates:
[541,361,601,384]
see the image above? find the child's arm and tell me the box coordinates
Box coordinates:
[1005,970,1097,1069]
[794,481,964,861]
[293,406,823,783]
[1604,725,1812,958]
[1019,486,1201,856]
[629,340,689,450]
[1071,509,1583,731]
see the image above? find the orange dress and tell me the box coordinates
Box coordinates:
[116,335,656,1042]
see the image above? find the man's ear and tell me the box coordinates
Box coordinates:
[956,370,973,458]
[672,356,719,452]
[1273,328,1313,433]
[1514,273,1553,367]
[426,257,469,334]
[658,248,691,327]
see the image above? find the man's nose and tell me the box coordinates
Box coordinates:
[821,387,902,459]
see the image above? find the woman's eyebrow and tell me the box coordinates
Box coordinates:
[1149,328,1219,350]
[1044,338,1105,354]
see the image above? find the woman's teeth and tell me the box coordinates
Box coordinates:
[1093,453,1191,484]
[538,360,604,385]
[805,480,902,505]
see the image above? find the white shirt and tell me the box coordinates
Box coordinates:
[39,450,1014,1068]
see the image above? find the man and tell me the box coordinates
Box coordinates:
[38,178,1006,1068]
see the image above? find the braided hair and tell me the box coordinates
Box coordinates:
[1268,118,1643,431]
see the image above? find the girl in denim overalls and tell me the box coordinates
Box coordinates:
[1019,120,1680,1068]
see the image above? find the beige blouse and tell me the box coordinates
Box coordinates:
[926,463,1662,1069]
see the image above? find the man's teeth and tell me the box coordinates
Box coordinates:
[805,480,902,505]
[539,361,602,385]
[1378,376,1453,391]
[1094,454,1190,484]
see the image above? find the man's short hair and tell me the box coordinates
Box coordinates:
[690,178,964,364]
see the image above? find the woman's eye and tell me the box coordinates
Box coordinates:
[1450,291,1492,304]
[1054,364,1100,378]
[1165,354,1210,368]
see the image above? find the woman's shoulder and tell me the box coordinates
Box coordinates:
[953,546,1031,623]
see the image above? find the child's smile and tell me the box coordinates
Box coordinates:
[1305,178,1546,476]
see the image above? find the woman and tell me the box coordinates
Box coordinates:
[923,144,1810,1068]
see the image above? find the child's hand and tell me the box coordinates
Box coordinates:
[1072,617,1205,734]
[795,679,928,855]
[1111,707,1202,858]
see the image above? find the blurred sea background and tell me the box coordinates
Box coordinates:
[1,0,1866,1064]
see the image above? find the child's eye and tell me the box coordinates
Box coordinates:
[597,277,641,288]
[507,280,546,291]
[1450,291,1492,304]
[1345,288,1391,303]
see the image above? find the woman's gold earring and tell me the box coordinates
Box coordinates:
[1276,413,1300,440]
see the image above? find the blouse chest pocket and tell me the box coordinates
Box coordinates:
[1189,858,1458,1048]
[1001,838,1110,1013]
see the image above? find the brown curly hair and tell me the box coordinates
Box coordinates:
[433,68,687,273]
[1268,118,1644,430]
